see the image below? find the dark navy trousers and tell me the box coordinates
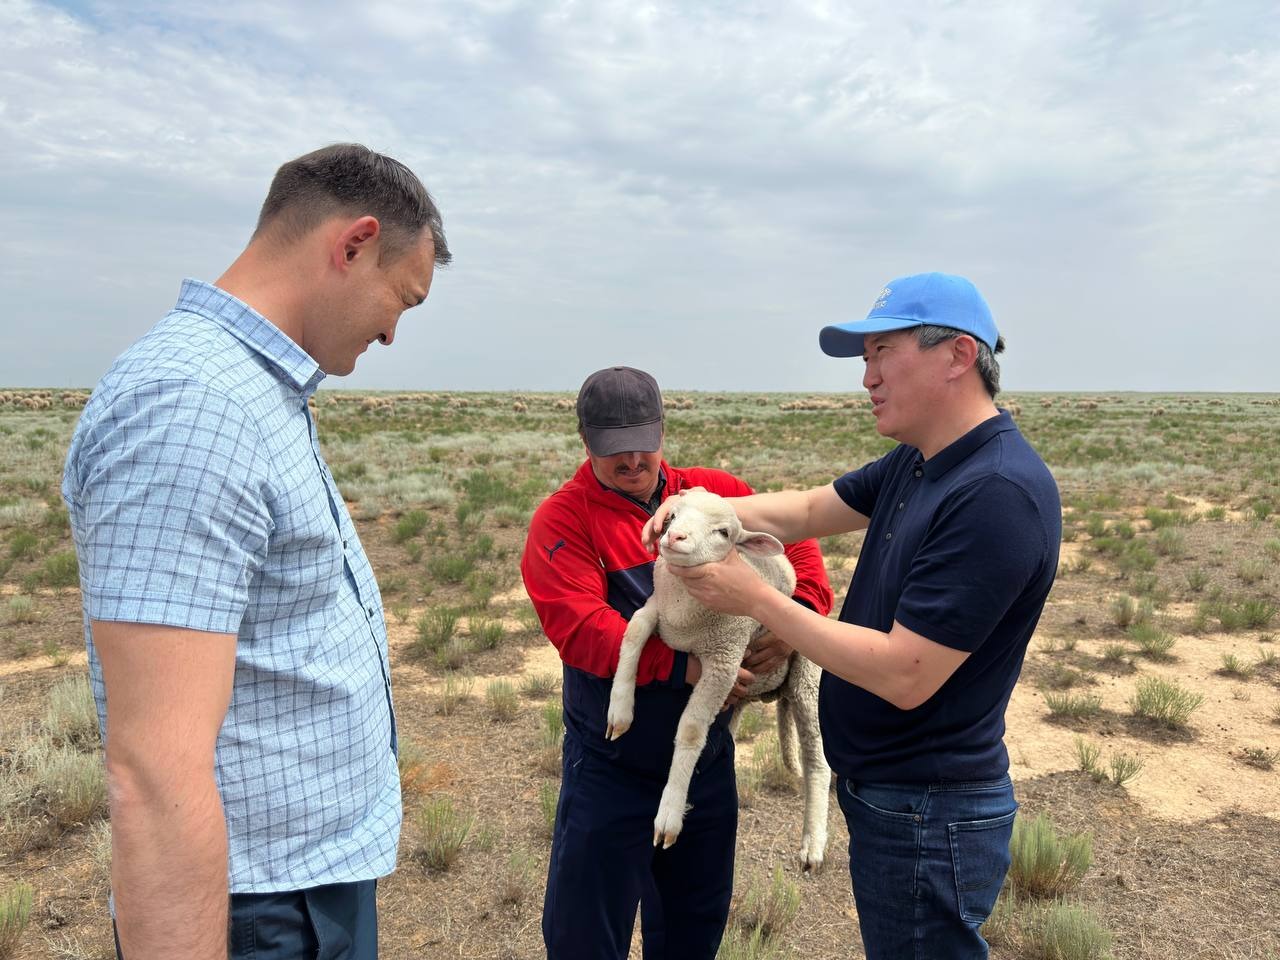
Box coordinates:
[113,878,378,959]
[543,733,738,960]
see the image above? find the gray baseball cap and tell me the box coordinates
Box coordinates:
[576,366,664,456]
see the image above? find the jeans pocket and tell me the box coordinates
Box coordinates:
[948,809,1016,925]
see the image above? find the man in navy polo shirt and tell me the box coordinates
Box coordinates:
[646,273,1061,960]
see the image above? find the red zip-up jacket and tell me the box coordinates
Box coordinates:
[522,460,834,772]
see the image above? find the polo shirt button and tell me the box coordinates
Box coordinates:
[343,540,348,549]
[366,607,374,617]
[898,502,905,510]
[885,532,892,541]
[914,469,922,478]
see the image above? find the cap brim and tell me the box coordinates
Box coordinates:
[582,420,663,456]
[819,317,923,358]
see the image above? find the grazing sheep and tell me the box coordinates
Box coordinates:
[606,488,830,868]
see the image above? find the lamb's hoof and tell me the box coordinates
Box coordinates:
[653,827,680,849]
[799,836,827,873]
[652,804,685,849]
[604,714,632,740]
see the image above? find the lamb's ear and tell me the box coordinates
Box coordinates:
[682,486,705,496]
[736,530,785,558]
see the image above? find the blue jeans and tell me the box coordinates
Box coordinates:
[835,775,1016,960]
[113,879,378,959]
[543,734,738,960]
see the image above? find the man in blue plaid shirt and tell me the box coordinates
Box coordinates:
[63,144,450,959]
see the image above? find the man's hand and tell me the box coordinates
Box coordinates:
[685,654,754,710]
[743,630,792,677]
[666,547,768,617]
[641,491,686,553]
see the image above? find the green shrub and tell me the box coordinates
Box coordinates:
[1129,677,1203,729]
[485,679,519,722]
[1127,623,1175,660]
[1240,598,1277,629]
[519,672,560,699]
[1239,747,1278,770]
[1008,813,1093,899]
[1153,528,1186,558]
[0,881,34,957]
[437,673,474,716]
[539,781,559,839]
[414,606,459,655]
[30,740,107,827]
[1098,643,1129,665]
[39,550,79,588]
[393,509,430,543]
[1184,567,1209,593]
[1108,752,1145,787]
[468,616,505,651]
[731,867,801,945]
[1074,737,1103,781]
[427,553,475,584]
[1237,560,1267,585]
[1219,652,1254,679]
[1024,901,1114,960]
[1046,693,1102,720]
[7,530,39,560]
[44,676,99,748]
[1144,507,1182,529]
[5,595,35,625]
[415,796,473,870]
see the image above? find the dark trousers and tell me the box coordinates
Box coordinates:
[543,734,738,960]
[113,878,378,959]
[837,776,1017,960]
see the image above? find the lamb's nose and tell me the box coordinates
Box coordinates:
[667,530,687,543]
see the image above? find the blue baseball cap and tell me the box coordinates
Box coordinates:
[819,272,999,358]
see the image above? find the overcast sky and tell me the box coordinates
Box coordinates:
[2,0,1276,393]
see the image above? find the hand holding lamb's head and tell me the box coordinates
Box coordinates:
[657,487,785,567]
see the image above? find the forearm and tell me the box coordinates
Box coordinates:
[109,763,229,959]
[745,587,933,710]
[727,489,820,542]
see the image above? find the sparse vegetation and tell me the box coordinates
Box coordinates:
[485,679,519,722]
[1008,812,1093,900]
[415,795,474,871]
[1047,692,1103,720]
[0,881,34,957]
[1129,677,1204,730]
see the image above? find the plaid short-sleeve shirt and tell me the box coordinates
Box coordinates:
[63,279,400,892]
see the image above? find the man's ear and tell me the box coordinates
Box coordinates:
[331,216,381,271]
[736,530,785,557]
[946,335,979,381]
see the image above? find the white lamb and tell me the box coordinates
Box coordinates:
[605,487,831,869]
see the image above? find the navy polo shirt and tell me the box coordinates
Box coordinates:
[821,411,1061,784]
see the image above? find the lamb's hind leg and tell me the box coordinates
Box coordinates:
[786,659,831,871]
[606,602,659,740]
[653,662,737,849]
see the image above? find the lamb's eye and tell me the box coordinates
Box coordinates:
[716,528,729,537]
[661,514,674,533]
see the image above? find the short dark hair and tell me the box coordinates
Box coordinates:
[254,143,451,266]
[915,324,1005,398]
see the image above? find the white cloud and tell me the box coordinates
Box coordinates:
[1,0,1277,391]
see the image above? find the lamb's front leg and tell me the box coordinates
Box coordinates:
[606,602,659,740]
[653,661,737,849]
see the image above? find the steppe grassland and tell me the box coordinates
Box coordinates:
[0,388,1278,960]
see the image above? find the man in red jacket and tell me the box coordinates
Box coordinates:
[521,366,833,960]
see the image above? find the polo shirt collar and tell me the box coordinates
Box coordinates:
[175,279,325,396]
[920,410,1016,480]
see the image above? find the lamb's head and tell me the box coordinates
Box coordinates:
[657,487,786,567]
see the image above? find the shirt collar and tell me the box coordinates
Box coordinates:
[175,279,325,396]
[920,410,1016,480]
[585,462,668,515]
